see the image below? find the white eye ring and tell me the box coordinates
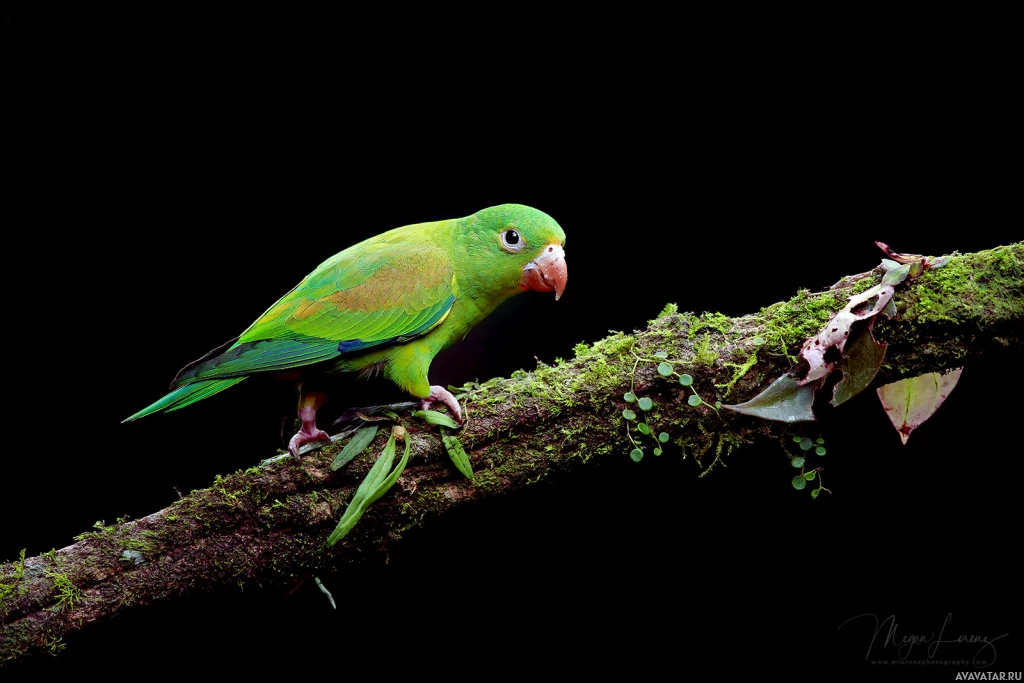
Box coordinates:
[501,228,525,253]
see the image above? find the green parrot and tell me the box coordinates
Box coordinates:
[124,204,567,456]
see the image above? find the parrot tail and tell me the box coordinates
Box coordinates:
[122,377,248,422]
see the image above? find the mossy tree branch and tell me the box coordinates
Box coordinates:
[2,243,1021,664]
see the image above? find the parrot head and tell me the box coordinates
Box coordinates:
[457,203,567,301]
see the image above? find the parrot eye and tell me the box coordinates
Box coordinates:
[501,229,525,253]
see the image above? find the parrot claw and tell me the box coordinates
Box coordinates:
[288,427,332,458]
[420,385,463,424]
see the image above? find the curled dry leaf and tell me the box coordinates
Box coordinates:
[799,283,895,385]
[875,241,951,271]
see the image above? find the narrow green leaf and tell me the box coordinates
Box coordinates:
[679,374,693,387]
[880,258,901,270]
[314,577,337,610]
[622,409,637,421]
[637,423,650,435]
[629,448,644,462]
[623,392,636,403]
[412,410,460,429]
[658,432,669,443]
[330,425,379,471]
[368,433,413,503]
[657,362,673,376]
[792,476,807,490]
[687,395,701,407]
[328,432,398,546]
[442,433,474,480]
[364,434,398,493]
[654,351,669,359]
[638,397,654,411]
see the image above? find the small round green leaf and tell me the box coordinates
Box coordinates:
[815,446,826,456]
[679,374,693,386]
[658,432,669,443]
[638,397,654,411]
[799,438,814,451]
[629,448,643,462]
[637,423,651,435]
[815,437,825,444]
[792,456,805,468]
[654,351,669,359]
[687,395,701,407]
[793,436,803,443]
[803,470,816,481]
[657,362,673,376]
[623,392,636,403]
[653,447,663,456]
[715,401,721,409]
[752,336,765,346]
[811,488,820,499]
[622,409,637,421]
[791,476,807,490]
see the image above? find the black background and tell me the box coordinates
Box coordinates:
[5,5,1021,677]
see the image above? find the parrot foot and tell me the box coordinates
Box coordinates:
[289,390,331,457]
[420,385,463,424]
[288,426,332,458]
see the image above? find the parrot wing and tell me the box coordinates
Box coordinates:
[171,237,456,388]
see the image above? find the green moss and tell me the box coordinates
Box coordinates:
[850,274,881,295]
[655,302,678,319]
[5,547,26,579]
[44,568,82,612]
[44,632,67,656]
[901,244,1023,326]
[688,311,732,339]
[0,582,15,613]
[715,351,759,398]
[119,531,158,554]
[693,333,719,366]
[751,288,848,363]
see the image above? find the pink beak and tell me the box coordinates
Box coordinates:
[521,244,567,300]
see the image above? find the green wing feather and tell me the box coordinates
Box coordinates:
[123,378,248,422]
[171,236,456,387]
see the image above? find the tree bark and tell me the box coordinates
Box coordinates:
[2,243,1021,664]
